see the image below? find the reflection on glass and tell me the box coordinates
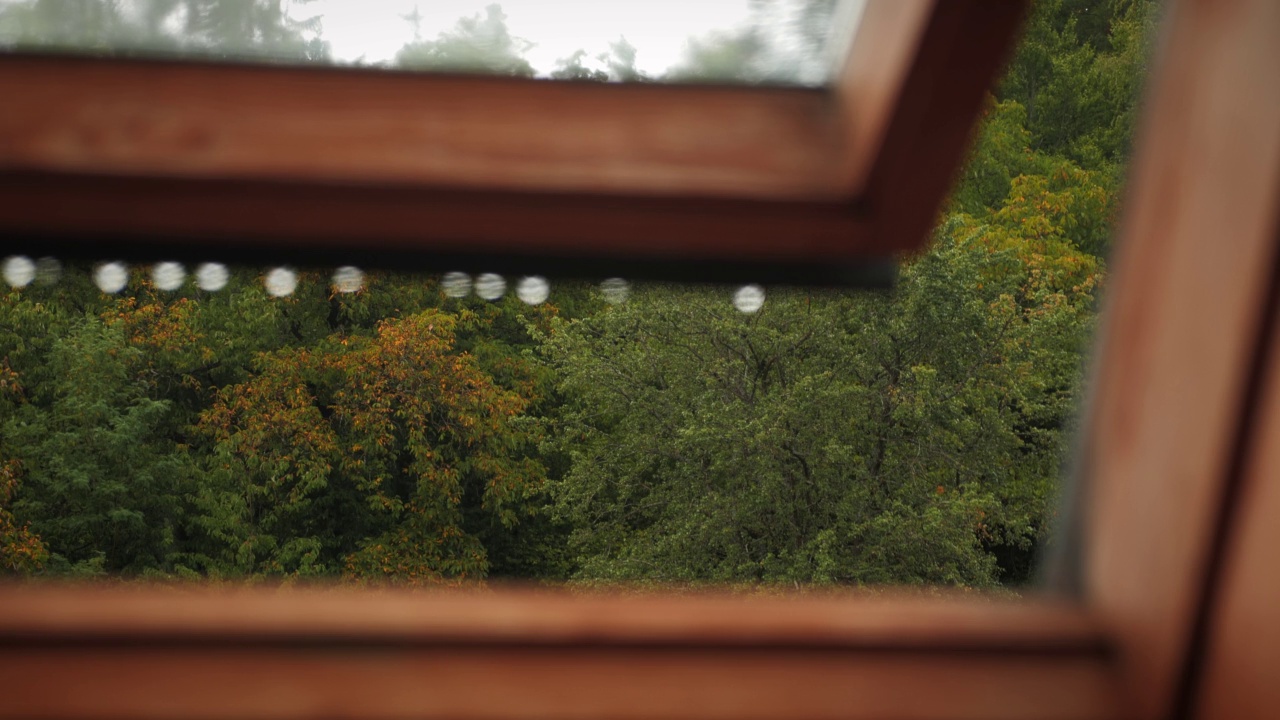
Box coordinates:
[264,266,298,296]
[600,277,629,305]
[0,0,862,85]
[332,265,364,294]
[152,261,186,291]
[441,271,473,298]
[515,275,549,306]
[2,255,34,288]
[732,283,765,313]
[93,261,129,294]
[196,262,229,291]
[33,257,61,287]
[475,272,506,300]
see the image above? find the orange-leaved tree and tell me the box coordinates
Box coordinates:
[190,309,546,585]
[0,459,48,574]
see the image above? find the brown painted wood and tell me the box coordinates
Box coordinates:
[0,649,1115,720]
[0,9,1083,720]
[0,56,843,202]
[834,0,935,196]
[0,588,1120,720]
[0,173,869,266]
[1079,0,1280,716]
[855,0,1028,258]
[0,3,1025,266]
[0,587,1104,649]
[1195,265,1280,720]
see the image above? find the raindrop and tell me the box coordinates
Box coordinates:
[265,267,298,297]
[733,284,765,314]
[600,278,630,305]
[196,262,229,292]
[516,276,549,305]
[94,262,129,294]
[2,256,35,288]
[332,265,364,294]
[475,273,506,301]
[152,261,186,291]
[34,257,61,286]
[441,271,472,298]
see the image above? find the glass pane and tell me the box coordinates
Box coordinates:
[0,0,863,85]
[0,0,1159,590]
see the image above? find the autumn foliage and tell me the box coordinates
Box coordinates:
[0,460,48,574]
[191,311,546,584]
[0,0,1153,588]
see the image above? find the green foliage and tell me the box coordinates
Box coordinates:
[0,0,330,61]
[395,4,534,77]
[550,39,646,82]
[665,0,837,85]
[3,316,197,574]
[190,311,547,584]
[0,460,48,573]
[539,223,1098,586]
[0,265,563,583]
[1000,0,1157,167]
[0,0,1153,589]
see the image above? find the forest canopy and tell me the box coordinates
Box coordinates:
[0,0,1156,588]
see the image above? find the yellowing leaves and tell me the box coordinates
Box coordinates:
[197,308,546,586]
[0,459,48,573]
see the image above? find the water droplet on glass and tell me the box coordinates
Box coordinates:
[600,278,630,304]
[475,273,506,301]
[332,265,364,294]
[265,267,298,297]
[152,261,186,291]
[516,276,549,305]
[2,256,35,288]
[733,284,765,314]
[441,271,472,298]
[34,257,61,286]
[94,262,129,294]
[196,262,229,292]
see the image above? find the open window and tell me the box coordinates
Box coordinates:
[2,0,1280,718]
[0,0,1023,282]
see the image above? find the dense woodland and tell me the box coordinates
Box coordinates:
[0,0,1155,587]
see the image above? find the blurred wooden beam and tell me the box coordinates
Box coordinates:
[1195,246,1280,719]
[0,56,842,202]
[846,0,1028,257]
[0,2,1025,270]
[0,588,1119,720]
[1079,0,1280,716]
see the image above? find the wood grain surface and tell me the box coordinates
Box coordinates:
[1080,0,1280,716]
[0,57,841,202]
[0,587,1119,720]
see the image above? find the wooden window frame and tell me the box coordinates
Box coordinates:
[0,0,1022,282]
[3,0,1280,718]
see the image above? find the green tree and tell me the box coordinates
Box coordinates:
[0,462,48,574]
[3,315,196,575]
[550,38,646,82]
[396,4,533,77]
[540,224,1099,586]
[190,310,547,584]
[0,0,330,61]
[0,0,1152,590]
[178,0,329,61]
[666,0,838,84]
[1000,0,1157,167]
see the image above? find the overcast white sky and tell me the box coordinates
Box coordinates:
[304,0,759,76]
[0,0,861,81]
